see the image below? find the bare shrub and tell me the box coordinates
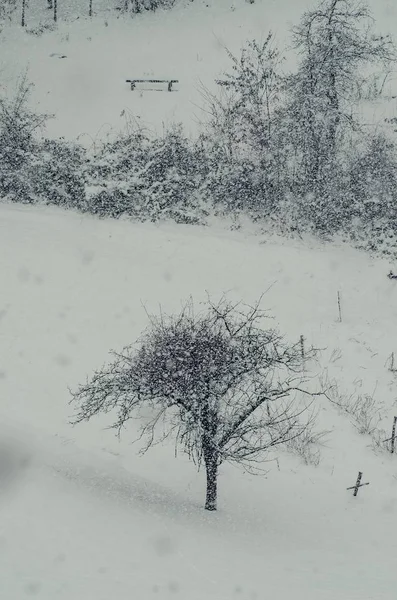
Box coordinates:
[282,409,329,466]
[321,370,391,458]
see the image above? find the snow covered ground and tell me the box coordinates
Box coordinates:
[1,0,396,143]
[2,0,397,598]
[1,203,397,599]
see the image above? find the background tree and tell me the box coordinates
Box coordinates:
[213,35,284,162]
[0,73,52,201]
[21,0,26,26]
[0,73,50,168]
[288,0,395,200]
[202,35,287,216]
[347,132,397,238]
[70,296,319,511]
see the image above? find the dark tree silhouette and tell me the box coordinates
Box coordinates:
[21,0,26,26]
[289,0,395,193]
[70,296,319,511]
[0,73,51,171]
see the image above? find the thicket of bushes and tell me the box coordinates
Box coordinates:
[1,0,397,256]
[85,125,210,223]
[118,0,177,13]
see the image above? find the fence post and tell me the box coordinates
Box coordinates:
[383,416,397,453]
[391,416,397,454]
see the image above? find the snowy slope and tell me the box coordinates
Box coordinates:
[1,0,396,143]
[2,1,397,598]
[1,203,397,599]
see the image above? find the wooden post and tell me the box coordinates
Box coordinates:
[392,417,397,454]
[21,0,26,26]
[89,0,92,16]
[337,291,342,322]
[384,416,397,454]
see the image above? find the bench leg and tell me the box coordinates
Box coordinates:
[168,81,172,92]
[131,82,136,91]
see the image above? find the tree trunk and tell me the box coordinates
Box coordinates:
[204,452,218,511]
[21,0,26,26]
[201,403,219,511]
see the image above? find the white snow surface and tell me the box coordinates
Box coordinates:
[2,1,397,598]
[1,203,397,599]
[1,0,396,143]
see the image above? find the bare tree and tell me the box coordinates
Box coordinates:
[289,0,395,192]
[198,35,289,216]
[21,0,26,26]
[209,35,285,165]
[0,72,52,169]
[70,296,320,511]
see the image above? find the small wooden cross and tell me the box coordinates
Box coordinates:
[347,471,369,497]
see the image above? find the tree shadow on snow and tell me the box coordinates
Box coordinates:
[49,451,219,529]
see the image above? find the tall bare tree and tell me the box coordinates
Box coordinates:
[21,0,26,26]
[70,296,319,511]
[210,35,284,165]
[289,0,395,192]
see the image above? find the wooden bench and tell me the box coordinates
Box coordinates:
[126,79,179,92]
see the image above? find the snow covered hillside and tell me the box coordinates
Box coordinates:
[1,0,396,143]
[2,1,397,598]
[1,203,397,599]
